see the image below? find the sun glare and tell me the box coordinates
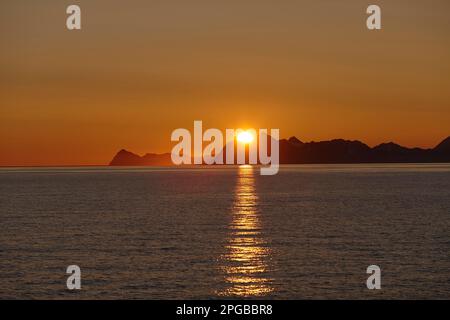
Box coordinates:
[237,131,254,144]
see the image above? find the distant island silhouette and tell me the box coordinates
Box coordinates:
[109,136,450,166]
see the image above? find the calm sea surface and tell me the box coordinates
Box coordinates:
[1,164,449,299]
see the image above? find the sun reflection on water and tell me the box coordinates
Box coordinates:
[218,165,273,297]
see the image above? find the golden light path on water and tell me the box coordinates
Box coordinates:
[218,165,273,297]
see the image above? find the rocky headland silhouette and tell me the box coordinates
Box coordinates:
[109,136,450,166]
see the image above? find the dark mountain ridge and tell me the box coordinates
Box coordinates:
[109,136,450,166]
[109,149,172,166]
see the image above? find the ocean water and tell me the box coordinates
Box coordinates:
[0,164,449,299]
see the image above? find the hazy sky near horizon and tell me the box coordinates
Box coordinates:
[1,0,449,165]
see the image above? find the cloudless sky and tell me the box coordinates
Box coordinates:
[1,0,449,165]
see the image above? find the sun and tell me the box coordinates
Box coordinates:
[237,131,254,144]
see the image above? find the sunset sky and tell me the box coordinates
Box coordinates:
[1,0,449,166]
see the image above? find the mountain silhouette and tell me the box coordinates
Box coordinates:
[434,136,450,153]
[109,136,450,166]
[109,149,172,166]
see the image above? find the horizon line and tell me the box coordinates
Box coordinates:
[1,135,448,168]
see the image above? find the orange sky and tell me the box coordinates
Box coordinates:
[1,0,450,166]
